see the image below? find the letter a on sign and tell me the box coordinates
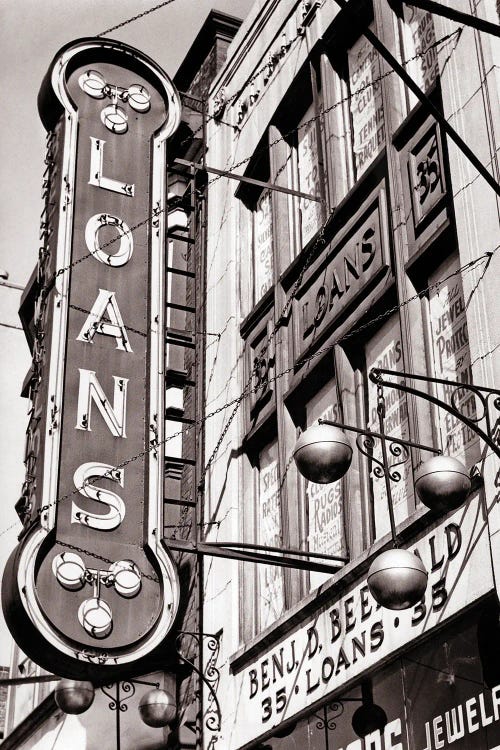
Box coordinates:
[2,38,182,681]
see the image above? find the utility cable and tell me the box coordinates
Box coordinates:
[40,28,461,286]
[2,242,492,542]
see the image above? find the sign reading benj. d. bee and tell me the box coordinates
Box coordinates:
[2,38,181,679]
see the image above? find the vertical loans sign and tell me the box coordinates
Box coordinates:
[2,39,181,679]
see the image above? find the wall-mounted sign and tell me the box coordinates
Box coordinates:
[2,38,182,680]
[408,125,445,228]
[230,494,492,748]
[293,186,390,362]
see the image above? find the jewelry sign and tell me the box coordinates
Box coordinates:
[2,39,181,679]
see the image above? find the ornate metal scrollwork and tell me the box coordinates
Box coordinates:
[314,700,345,731]
[355,433,410,483]
[101,680,136,713]
[176,631,222,734]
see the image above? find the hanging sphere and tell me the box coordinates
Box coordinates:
[415,455,471,513]
[367,549,428,610]
[55,679,95,714]
[352,702,387,738]
[139,688,176,728]
[293,423,352,484]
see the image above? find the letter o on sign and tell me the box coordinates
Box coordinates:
[85,213,133,267]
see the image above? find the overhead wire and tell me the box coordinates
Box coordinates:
[25,247,499,570]
[1,243,495,549]
[97,0,178,37]
[3,17,496,564]
[44,27,462,285]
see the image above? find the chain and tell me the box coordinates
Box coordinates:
[56,541,160,583]
[97,0,177,37]
[2,247,494,548]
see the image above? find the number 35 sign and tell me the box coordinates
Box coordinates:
[2,38,182,679]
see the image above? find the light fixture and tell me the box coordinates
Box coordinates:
[293,368,500,610]
[138,687,177,728]
[351,681,387,738]
[414,455,471,512]
[293,422,353,483]
[367,548,428,610]
[54,679,95,714]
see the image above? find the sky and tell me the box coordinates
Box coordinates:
[0,0,252,668]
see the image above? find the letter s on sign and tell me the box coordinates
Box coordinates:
[71,462,125,531]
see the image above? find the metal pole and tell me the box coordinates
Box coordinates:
[376,387,399,545]
[371,368,500,459]
[403,0,500,38]
[115,682,121,750]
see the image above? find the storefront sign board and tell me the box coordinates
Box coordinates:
[231,495,492,748]
[293,186,390,362]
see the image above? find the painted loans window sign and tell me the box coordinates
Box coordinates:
[254,189,274,301]
[365,316,413,539]
[348,27,385,179]
[305,380,347,591]
[258,441,285,630]
[429,255,480,467]
[298,102,322,247]
[402,4,439,108]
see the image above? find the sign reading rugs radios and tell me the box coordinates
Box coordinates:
[2,38,182,680]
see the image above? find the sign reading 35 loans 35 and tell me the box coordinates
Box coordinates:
[2,39,181,679]
[231,496,492,748]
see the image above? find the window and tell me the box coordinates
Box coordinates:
[303,379,347,591]
[347,25,386,179]
[296,102,323,247]
[257,439,285,630]
[254,188,274,300]
[364,315,414,540]
[402,4,439,93]
[321,17,387,204]
[427,255,480,467]
[238,149,274,312]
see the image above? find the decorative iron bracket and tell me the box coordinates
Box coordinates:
[370,368,500,460]
[175,630,222,734]
[100,678,160,750]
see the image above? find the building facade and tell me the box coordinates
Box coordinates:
[200,0,500,748]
